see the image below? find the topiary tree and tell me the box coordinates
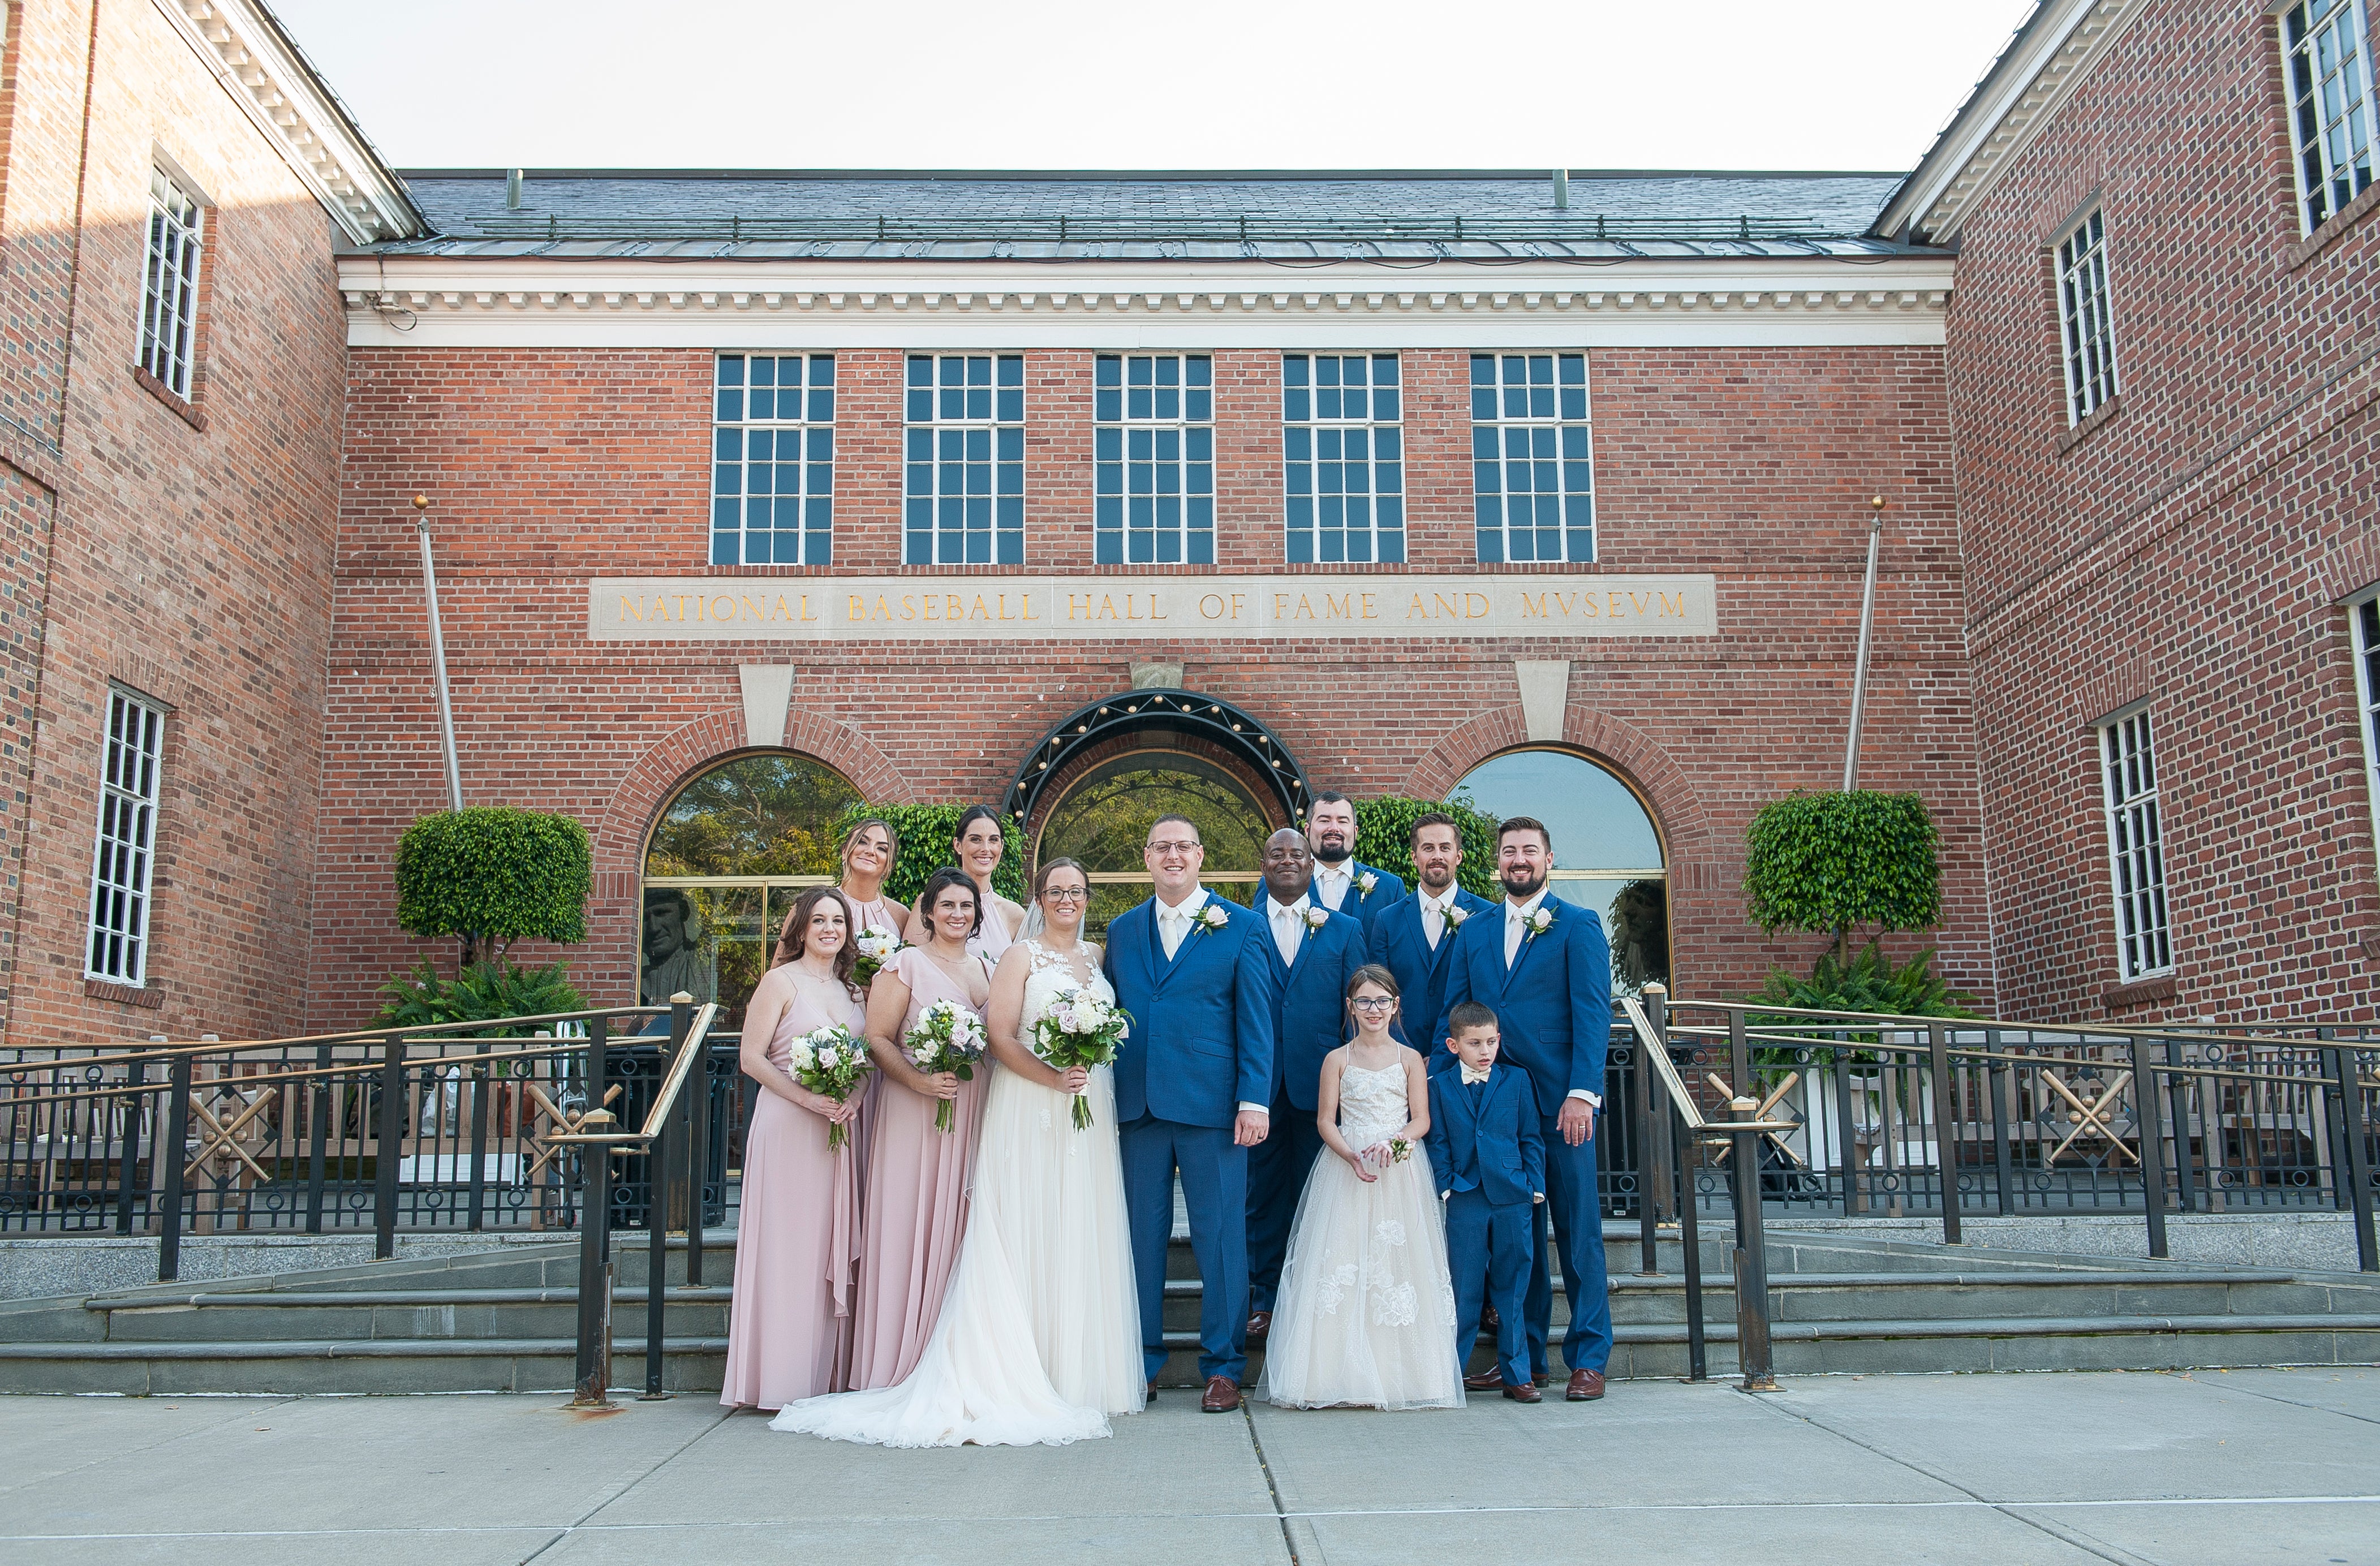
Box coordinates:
[832,803,1027,907]
[394,807,592,969]
[1350,795,1503,900]
[1744,790,1940,962]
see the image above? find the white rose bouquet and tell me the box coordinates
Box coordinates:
[851,924,904,986]
[902,997,988,1132]
[1032,987,1132,1130]
[787,1023,873,1151]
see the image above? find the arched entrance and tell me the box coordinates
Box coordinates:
[640,749,862,1029]
[1452,746,1669,995]
[1008,690,1307,939]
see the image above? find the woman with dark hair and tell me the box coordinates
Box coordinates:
[909,804,1026,963]
[721,887,867,1411]
[836,818,910,944]
[827,867,993,1392]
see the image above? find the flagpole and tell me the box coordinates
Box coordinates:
[413,493,464,812]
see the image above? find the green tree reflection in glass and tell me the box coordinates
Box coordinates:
[1037,755,1277,934]
[645,754,862,878]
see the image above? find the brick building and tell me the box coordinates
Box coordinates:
[6,0,2373,1047]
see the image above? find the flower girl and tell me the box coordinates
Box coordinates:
[1263,965,1463,1410]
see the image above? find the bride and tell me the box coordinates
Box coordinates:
[772,857,1145,1445]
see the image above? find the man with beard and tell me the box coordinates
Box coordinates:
[1367,811,1495,1060]
[1303,791,1404,941]
[1431,816,1612,1403]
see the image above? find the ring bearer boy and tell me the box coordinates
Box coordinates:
[1425,1002,1545,1401]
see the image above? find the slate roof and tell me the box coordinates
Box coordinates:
[368,169,1935,262]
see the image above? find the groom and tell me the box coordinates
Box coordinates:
[1105,814,1279,1413]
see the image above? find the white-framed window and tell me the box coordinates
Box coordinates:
[905,353,1023,565]
[1283,352,1404,563]
[2351,595,2380,857]
[2284,0,2377,233]
[1471,352,1594,563]
[712,353,834,565]
[85,690,165,985]
[2055,208,2120,425]
[140,167,204,399]
[2099,706,2172,981]
[1095,354,1214,565]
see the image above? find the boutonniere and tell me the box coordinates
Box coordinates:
[1192,903,1232,937]
[1299,904,1331,943]
[1521,905,1556,945]
[1442,902,1469,931]
[1355,870,1379,900]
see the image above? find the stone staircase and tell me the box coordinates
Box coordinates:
[1,1225,2374,1395]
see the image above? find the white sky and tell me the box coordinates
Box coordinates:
[272,0,2039,174]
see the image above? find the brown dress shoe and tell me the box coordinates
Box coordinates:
[1201,1375,1243,1413]
[1462,1369,1505,1391]
[1566,1369,1606,1402]
[1501,1381,1542,1403]
[1246,1310,1272,1345]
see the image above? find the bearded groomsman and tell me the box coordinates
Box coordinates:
[1367,811,1496,1059]
[1243,828,1367,1345]
[1432,816,1613,1402]
[1305,791,1405,940]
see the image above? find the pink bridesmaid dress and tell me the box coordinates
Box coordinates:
[969,896,1015,963]
[721,978,867,1410]
[847,945,991,1389]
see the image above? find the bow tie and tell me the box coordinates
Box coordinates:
[1460,1064,1492,1087]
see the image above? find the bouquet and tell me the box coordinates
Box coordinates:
[902,997,988,1132]
[851,924,904,986]
[1031,987,1132,1130]
[1388,1137,1413,1164]
[787,1023,873,1151]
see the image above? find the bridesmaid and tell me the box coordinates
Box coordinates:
[837,817,909,943]
[721,887,868,1411]
[945,804,1027,962]
[849,867,994,1388]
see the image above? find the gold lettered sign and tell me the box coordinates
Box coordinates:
[587,573,1717,642]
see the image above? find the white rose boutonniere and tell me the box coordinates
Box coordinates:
[1443,902,1469,931]
[1356,870,1379,899]
[1299,904,1331,942]
[1193,902,1232,937]
[1522,905,1556,946]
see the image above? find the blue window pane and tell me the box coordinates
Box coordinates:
[712,531,738,565]
[1284,388,1309,422]
[1186,389,1211,421]
[718,355,746,387]
[1374,389,1398,421]
[1470,354,1495,385]
[997,356,1022,386]
[1187,356,1211,386]
[809,389,834,420]
[716,390,743,421]
[1096,389,1121,421]
[1128,386,1151,420]
[811,356,834,385]
[1187,426,1212,461]
[909,356,933,386]
[907,389,932,421]
[1097,355,1122,386]
[996,388,1022,421]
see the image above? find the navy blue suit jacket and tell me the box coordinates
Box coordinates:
[1104,892,1279,1129]
[1312,859,1406,940]
[1257,896,1367,1112]
[1432,897,1614,1117]
[1367,886,1497,1060]
[1425,1061,1546,1207]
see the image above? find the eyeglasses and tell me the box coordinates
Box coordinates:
[1148,841,1201,856]
[1043,888,1088,904]
[1349,996,1397,1012]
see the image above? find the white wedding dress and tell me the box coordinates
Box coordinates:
[772,939,1145,1445]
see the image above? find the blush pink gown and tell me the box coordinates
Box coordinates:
[721,976,867,1410]
[846,945,991,1389]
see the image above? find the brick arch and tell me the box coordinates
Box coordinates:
[1400,704,1715,867]
[592,708,914,883]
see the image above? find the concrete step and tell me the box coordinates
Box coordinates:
[81,1285,732,1344]
[0,1336,724,1396]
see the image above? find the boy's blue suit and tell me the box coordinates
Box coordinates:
[1105,890,1280,1384]
[1367,885,1496,1053]
[1245,897,1367,1314]
[1312,858,1405,939]
[1426,1060,1544,1387]
[1431,895,1615,1379]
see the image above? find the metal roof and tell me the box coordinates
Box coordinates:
[366,169,1935,263]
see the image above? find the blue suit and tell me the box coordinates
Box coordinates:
[1427,1061,1544,1387]
[1368,886,1496,1059]
[1311,858,1405,940]
[1105,890,1280,1383]
[1246,896,1367,1314]
[1433,895,1615,1377]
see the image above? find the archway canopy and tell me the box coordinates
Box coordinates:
[1002,689,1310,828]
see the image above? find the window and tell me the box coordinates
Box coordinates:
[2285,0,2377,232]
[140,167,203,399]
[712,354,834,565]
[1471,352,1594,563]
[1283,353,1403,563]
[2100,708,2172,980]
[85,691,164,984]
[1095,354,1213,564]
[905,354,1023,565]
[2353,597,2380,851]
[2055,209,2120,424]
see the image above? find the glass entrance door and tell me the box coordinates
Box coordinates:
[1034,750,1281,939]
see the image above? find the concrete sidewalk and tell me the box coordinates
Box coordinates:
[1,1369,2374,1564]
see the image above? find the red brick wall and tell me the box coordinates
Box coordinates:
[1941,0,2380,1021]
[310,341,1988,1029]
[0,0,351,1046]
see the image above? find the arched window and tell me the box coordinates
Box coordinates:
[640,751,862,1025]
[1452,748,1668,993]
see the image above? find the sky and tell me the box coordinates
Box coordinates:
[272,0,2040,174]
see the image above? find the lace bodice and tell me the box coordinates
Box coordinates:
[1018,939,1113,1037]
[1336,1059,1410,1148]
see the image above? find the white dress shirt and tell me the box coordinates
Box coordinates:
[1418,884,1458,950]
[1501,889,1600,1111]
[1157,887,1269,1118]
[1266,894,1307,969]
[1312,860,1354,911]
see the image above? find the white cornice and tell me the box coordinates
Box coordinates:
[337,256,1953,350]
[156,0,423,242]
[1877,0,2152,244]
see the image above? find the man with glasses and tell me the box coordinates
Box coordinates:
[1104,815,1280,1413]
[1242,828,1367,1348]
